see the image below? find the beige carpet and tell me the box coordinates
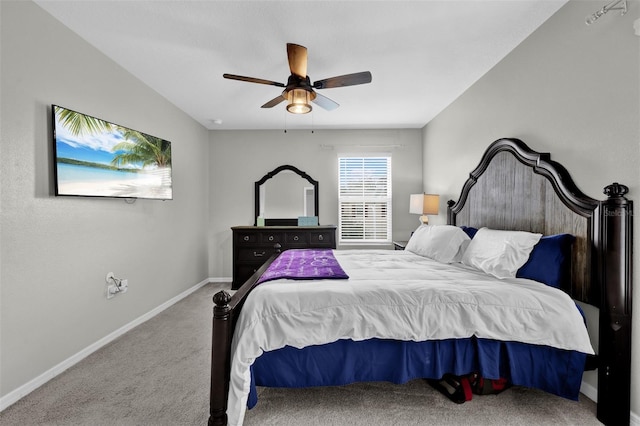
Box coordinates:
[0,283,600,425]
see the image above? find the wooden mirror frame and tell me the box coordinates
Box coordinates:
[254,165,319,226]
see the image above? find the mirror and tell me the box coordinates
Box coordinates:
[254,165,319,226]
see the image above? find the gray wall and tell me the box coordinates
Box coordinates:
[208,129,423,278]
[422,0,639,415]
[0,1,210,398]
[3,0,636,418]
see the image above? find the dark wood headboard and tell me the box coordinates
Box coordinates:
[446,138,632,425]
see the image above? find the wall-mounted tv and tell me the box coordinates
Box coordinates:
[52,105,173,200]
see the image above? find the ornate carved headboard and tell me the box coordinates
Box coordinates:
[446,138,632,425]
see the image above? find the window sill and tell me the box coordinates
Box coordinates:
[338,241,393,249]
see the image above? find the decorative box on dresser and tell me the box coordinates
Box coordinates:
[231,225,337,290]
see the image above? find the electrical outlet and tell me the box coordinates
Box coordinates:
[107,284,118,299]
[106,276,128,299]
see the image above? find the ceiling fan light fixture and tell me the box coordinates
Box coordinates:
[223,43,371,113]
[286,88,312,114]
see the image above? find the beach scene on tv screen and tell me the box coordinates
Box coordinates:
[53,106,172,200]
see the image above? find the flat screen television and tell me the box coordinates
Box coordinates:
[52,105,173,200]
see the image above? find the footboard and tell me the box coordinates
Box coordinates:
[208,253,279,426]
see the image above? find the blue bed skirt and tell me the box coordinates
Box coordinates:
[248,337,586,409]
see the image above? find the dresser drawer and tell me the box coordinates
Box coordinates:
[309,230,335,246]
[285,232,309,246]
[236,232,259,245]
[260,232,284,244]
[234,265,261,287]
[237,248,277,262]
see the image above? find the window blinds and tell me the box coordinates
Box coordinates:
[338,156,392,243]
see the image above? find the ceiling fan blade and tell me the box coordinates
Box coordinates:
[311,92,339,111]
[223,73,285,87]
[313,71,372,89]
[261,95,287,108]
[287,43,308,78]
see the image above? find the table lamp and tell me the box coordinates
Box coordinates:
[409,193,440,224]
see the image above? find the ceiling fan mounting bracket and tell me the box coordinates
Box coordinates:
[283,75,315,97]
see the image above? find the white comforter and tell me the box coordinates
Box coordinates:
[227,249,594,425]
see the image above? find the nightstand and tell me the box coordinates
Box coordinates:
[393,241,408,251]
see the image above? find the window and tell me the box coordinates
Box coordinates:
[338,156,392,244]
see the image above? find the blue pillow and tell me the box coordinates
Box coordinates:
[516,233,575,288]
[459,226,478,239]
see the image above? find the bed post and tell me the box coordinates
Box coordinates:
[209,290,232,426]
[598,182,633,426]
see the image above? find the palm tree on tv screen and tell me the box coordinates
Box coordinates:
[56,107,115,136]
[56,108,171,170]
[110,129,171,170]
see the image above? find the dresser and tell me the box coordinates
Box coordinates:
[231,225,337,289]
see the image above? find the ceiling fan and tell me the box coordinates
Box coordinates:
[223,43,372,114]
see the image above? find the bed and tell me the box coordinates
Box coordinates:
[208,138,633,426]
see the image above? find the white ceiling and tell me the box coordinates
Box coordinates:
[34,0,567,131]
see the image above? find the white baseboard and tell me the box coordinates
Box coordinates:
[580,379,598,402]
[0,278,211,412]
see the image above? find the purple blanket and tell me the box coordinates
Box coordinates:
[256,249,349,284]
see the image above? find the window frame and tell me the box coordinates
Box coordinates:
[338,154,392,245]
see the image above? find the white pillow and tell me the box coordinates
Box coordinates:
[405,225,471,263]
[461,227,542,279]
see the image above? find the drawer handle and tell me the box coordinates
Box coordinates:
[253,251,266,257]
[293,235,299,241]
[243,236,249,242]
[318,235,324,241]
[268,236,274,241]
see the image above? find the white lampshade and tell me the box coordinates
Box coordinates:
[409,193,440,224]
